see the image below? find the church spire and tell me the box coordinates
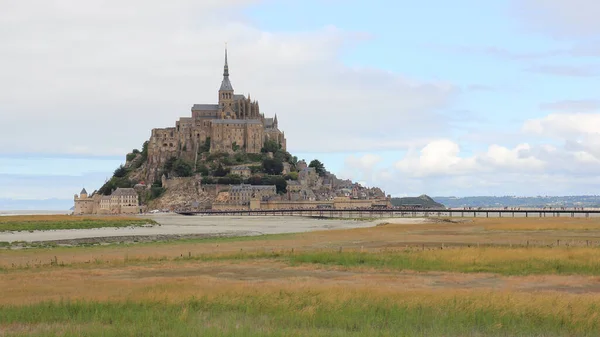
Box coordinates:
[219,46,233,91]
[223,47,229,77]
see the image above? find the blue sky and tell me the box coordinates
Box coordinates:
[1,0,600,209]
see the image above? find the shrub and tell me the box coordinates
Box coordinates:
[261,139,281,153]
[113,165,128,178]
[262,158,283,175]
[173,159,193,177]
[213,164,230,177]
[126,153,137,162]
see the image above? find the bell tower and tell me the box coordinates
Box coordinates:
[218,47,235,119]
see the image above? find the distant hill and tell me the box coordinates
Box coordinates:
[434,196,600,208]
[0,198,72,211]
[390,195,445,208]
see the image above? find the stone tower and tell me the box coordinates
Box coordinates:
[218,48,235,119]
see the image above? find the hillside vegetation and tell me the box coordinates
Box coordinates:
[94,138,328,206]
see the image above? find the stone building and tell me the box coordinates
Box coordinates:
[73,188,94,215]
[228,184,277,204]
[74,187,140,215]
[146,49,286,182]
[230,165,251,178]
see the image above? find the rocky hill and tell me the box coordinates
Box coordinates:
[390,195,445,208]
[93,138,387,211]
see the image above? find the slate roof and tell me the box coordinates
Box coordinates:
[112,188,138,196]
[231,166,250,170]
[212,119,262,125]
[80,188,88,195]
[230,184,276,192]
[192,104,219,111]
[220,77,233,91]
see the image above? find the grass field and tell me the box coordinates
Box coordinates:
[0,215,156,232]
[3,216,600,336]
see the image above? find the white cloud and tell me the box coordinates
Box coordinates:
[0,0,457,156]
[339,108,600,196]
[513,0,600,38]
[523,113,600,137]
[394,139,478,177]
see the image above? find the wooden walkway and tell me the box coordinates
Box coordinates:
[177,208,600,218]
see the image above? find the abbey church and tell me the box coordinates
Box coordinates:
[146,49,286,181]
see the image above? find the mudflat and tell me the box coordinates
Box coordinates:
[0,214,429,243]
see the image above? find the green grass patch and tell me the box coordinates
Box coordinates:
[286,249,600,276]
[0,293,598,336]
[0,216,156,232]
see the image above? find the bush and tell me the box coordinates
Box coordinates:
[246,175,263,185]
[196,163,209,176]
[262,158,283,175]
[164,157,177,172]
[141,141,149,162]
[198,137,211,153]
[98,176,135,195]
[150,186,165,199]
[126,153,137,162]
[113,165,128,178]
[173,159,193,177]
[249,165,262,174]
[234,152,249,164]
[284,172,299,181]
[213,164,230,177]
[226,174,243,184]
[263,175,287,194]
[222,156,235,166]
[261,139,281,153]
[247,153,265,162]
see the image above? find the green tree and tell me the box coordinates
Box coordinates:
[226,174,243,184]
[196,163,209,176]
[199,137,211,153]
[213,163,230,177]
[261,139,280,153]
[309,159,326,176]
[141,141,149,161]
[263,175,287,194]
[173,159,193,177]
[246,175,263,185]
[164,157,177,172]
[231,141,240,152]
[262,158,283,175]
[113,165,128,178]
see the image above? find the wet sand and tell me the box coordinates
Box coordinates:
[0,214,430,242]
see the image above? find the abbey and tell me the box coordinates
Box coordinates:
[146,49,286,180]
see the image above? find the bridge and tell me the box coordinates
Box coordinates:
[176,208,600,218]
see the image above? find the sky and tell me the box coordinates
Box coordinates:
[1,0,600,209]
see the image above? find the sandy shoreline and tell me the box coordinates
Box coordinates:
[0,214,431,243]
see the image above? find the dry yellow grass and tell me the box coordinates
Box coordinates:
[4,218,600,335]
[3,217,600,268]
[480,217,600,231]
